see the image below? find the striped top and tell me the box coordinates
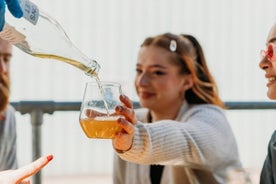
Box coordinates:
[113,101,243,184]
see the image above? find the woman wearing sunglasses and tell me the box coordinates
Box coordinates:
[259,22,276,183]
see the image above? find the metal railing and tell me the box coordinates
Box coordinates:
[9,100,276,184]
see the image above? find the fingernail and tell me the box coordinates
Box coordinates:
[47,155,53,161]
[118,118,123,123]
[117,105,123,112]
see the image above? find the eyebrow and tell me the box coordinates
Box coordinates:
[268,38,276,43]
[0,53,12,58]
[136,64,167,69]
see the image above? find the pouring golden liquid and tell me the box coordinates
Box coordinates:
[32,54,121,139]
[1,0,121,139]
[32,54,98,77]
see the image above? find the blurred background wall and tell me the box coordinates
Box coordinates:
[8,0,276,181]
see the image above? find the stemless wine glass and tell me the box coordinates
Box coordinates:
[79,81,123,139]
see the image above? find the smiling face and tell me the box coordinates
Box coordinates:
[259,23,276,100]
[135,46,192,114]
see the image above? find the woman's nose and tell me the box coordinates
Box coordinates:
[137,73,150,86]
[259,58,270,70]
[0,59,7,73]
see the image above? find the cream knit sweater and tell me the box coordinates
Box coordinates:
[113,102,242,184]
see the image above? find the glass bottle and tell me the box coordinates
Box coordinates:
[0,0,100,77]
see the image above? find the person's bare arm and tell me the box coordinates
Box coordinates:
[0,154,53,184]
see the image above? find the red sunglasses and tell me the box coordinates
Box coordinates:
[260,43,276,62]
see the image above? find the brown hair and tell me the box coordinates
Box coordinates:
[141,33,224,108]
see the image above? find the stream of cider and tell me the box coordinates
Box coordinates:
[32,53,110,115]
[32,53,121,138]
[31,54,98,77]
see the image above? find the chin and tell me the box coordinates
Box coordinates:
[139,101,153,109]
[267,90,276,100]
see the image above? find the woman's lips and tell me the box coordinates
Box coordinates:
[139,91,155,99]
[267,76,276,87]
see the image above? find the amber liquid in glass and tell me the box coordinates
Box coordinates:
[80,116,122,138]
[38,54,122,139]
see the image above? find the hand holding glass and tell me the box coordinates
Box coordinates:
[79,82,122,139]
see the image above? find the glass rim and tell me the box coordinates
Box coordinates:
[85,81,121,87]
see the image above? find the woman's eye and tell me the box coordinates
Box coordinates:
[154,71,165,75]
[4,57,11,63]
[136,68,142,74]
[3,54,11,63]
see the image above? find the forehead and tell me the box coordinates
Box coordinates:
[0,39,12,54]
[267,23,276,44]
[137,46,175,66]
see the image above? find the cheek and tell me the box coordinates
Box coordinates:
[134,78,139,92]
[134,77,138,86]
[272,62,276,70]
[156,79,177,92]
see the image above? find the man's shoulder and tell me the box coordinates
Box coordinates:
[7,104,15,111]
[5,104,16,115]
[3,104,16,123]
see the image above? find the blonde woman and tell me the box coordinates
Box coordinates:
[112,33,243,184]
